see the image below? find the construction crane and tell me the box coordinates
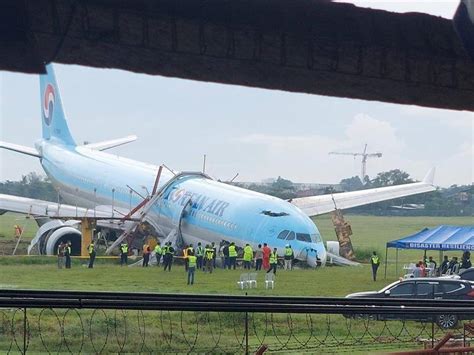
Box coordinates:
[329,144,382,182]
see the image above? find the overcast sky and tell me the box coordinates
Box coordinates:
[1,1,472,188]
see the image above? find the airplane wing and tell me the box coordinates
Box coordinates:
[0,141,41,158]
[83,135,138,151]
[0,193,131,220]
[290,168,436,217]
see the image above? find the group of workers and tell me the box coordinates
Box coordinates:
[56,241,73,269]
[135,240,297,285]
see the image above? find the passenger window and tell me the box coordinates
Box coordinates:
[416,282,438,296]
[296,233,311,242]
[390,283,414,296]
[286,232,295,240]
[277,230,289,239]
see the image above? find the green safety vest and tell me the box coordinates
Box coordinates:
[270,252,278,264]
[187,247,194,254]
[196,246,204,256]
[229,245,237,257]
[205,248,214,260]
[88,244,95,254]
[243,246,253,261]
[284,247,293,257]
[66,246,72,255]
[371,255,380,265]
[121,244,128,253]
[188,255,197,268]
[154,245,162,255]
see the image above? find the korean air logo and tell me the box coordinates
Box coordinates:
[43,84,55,126]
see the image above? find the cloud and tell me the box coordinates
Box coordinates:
[399,106,474,129]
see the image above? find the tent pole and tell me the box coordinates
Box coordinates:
[384,247,388,280]
[396,248,399,278]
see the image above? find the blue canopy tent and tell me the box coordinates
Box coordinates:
[384,225,474,278]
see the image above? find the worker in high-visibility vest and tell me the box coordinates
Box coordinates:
[370,251,381,281]
[14,224,22,238]
[243,244,253,270]
[284,244,294,270]
[204,245,214,273]
[187,250,197,285]
[120,243,128,266]
[164,242,175,272]
[154,242,162,266]
[65,241,72,269]
[183,245,189,271]
[266,248,278,275]
[88,242,96,269]
[228,242,237,270]
[196,242,205,270]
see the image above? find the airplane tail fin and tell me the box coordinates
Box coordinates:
[40,64,76,145]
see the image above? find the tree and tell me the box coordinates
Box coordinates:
[0,172,58,202]
[370,169,413,187]
[340,176,364,191]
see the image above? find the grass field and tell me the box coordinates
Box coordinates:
[0,213,472,353]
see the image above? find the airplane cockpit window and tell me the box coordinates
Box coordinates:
[296,233,311,242]
[277,230,289,239]
[311,234,322,243]
[286,231,295,240]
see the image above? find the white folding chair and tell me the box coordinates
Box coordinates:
[265,272,275,289]
[237,273,249,289]
[248,273,257,288]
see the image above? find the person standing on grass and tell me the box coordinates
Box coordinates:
[211,242,217,269]
[120,243,128,266]
[255,244,263,271]
[262,243,271,270]
[205,244,214,273]
[243,243,253,269]
[154,242,162,267]
[370,251,380,281]
[57,242,65,269]
[187,250,197,285]
[196,242,204,270]
[266,248,278,275]
[88,241,96,269]
[284,244,294,270]
[65,241,72,269]
[142,243,151,267]
[228,242,237,270]
[223,244,230,269]
[164,242,175,272]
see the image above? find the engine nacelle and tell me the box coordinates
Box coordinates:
[28,220,81,256]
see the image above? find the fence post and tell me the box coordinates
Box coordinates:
[23,307,27,354]
[431,316,435,348]
[245,311,249,355]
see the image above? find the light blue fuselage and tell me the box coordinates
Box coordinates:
[36,139,326,266]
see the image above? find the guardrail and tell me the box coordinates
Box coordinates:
[0,290,473,354]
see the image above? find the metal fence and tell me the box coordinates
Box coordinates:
[1,290,473,354]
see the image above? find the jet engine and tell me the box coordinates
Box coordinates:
[28,219,82,256]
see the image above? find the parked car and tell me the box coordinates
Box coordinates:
[459,267,474,281]
[345,278,474,329]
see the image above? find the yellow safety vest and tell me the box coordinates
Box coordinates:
[88,244,95,254]
[243,246,253,261]
[229,245,237,257]
[284,247,293,257]
[371,255,380,265]
[205,248,214,260]
[66,246,72,255]
[270,252,278,264]
[154,245,162,255]
[121,244,128,253]
[188,255,197,268]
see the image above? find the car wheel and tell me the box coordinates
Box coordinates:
[437,314,458,329]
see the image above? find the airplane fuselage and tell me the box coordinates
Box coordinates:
[37,139,326,266]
